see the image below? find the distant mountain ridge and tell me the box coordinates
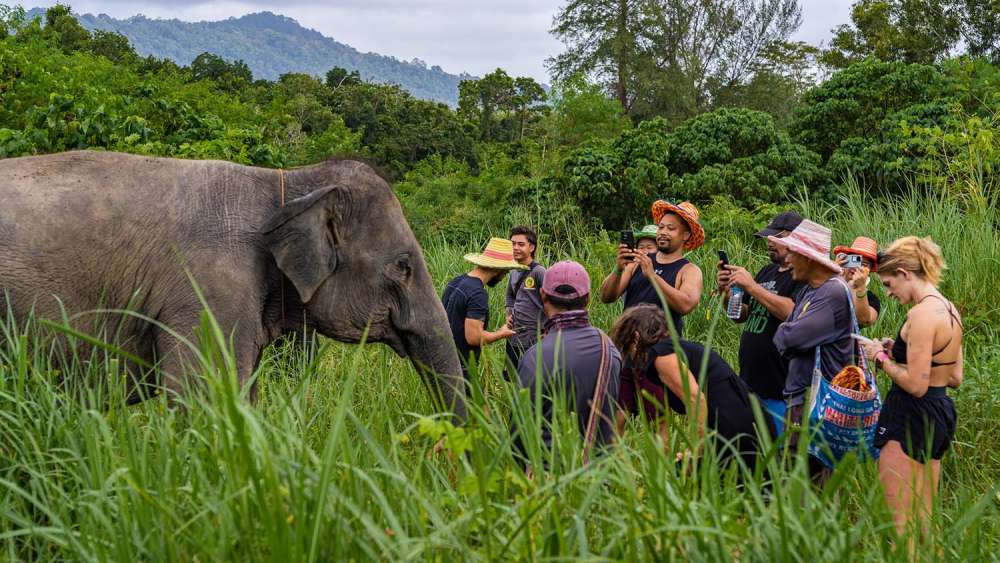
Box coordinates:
[25,8,471,105]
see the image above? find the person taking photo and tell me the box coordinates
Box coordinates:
[833,236,882,327]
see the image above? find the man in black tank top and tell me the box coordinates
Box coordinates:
[599,200,704,337]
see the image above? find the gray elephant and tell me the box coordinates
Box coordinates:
[2,150,465,417]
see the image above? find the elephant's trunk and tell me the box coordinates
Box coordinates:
[404,328,467,421]
[402,292,467,421]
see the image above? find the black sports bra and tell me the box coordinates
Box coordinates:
[890,294,962,366]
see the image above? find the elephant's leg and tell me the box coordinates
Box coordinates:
[153,309,266,401]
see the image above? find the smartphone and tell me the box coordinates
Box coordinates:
[620,230,635,250]
[718,249,730,266]
[843,254,864,269]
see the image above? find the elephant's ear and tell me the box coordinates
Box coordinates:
[265,186,340,303]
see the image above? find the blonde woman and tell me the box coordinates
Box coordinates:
[861,237,962,542]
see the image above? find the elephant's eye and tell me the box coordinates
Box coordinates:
[395,255,412,277]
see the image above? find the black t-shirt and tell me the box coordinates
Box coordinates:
[441,274,489,375]
[641,339,752,424]
[623,254,690,336]
[738,264,806,400]
[866,290,881,316]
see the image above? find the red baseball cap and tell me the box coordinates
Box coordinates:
[541,260,590,299]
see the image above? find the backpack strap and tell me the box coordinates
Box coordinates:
[833,277,875,387]
[582,330,613,465]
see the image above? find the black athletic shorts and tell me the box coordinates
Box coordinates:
[874,384,956,462]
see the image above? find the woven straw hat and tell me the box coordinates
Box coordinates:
[768,219,842,274]
[464,237,528,270]
[651,200,705,251]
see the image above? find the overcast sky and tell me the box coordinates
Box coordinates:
[27,0,855,81]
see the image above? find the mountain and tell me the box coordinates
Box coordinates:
[25,8,471,106]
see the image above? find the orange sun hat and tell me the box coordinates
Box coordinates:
[464,237,528,270]
[651,200,705,251]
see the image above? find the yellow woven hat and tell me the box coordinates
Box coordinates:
[464,238,528,270]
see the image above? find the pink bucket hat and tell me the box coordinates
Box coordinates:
[768,219,842,274]
[542,260,591,299]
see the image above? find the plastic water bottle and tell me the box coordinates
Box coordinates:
[727,286,744,320]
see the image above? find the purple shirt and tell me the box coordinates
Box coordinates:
[773,277,854,403]
[518,323,622,450]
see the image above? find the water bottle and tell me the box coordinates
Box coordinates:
[727,286,744,320]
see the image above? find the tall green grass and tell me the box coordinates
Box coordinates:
[1,189,997,561]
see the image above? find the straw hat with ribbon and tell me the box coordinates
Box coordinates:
[834,236,879,271]
[768,219,842,274]
[464,237,528,270]
[651,200,705,251]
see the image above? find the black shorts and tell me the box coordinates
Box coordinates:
[874,384,956,462]
[710,377,776,468]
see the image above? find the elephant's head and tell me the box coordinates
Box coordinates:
[264,160,466,418]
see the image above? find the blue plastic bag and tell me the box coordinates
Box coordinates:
[806,279,881,468]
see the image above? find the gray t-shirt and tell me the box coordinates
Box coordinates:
[517,323,622,451]
[505,262,547,348]
[773,276,854,403]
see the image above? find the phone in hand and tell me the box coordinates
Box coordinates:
[620,230,635,261]
[620,230,635,250]
[718,249,730,267]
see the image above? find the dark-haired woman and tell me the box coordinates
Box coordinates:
[861,236,962,544]
[611,304,774,467]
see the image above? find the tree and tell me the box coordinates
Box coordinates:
[42,4,91,54]
[189,52,253,93]
[325,66,362,90]
[821,0,962,68]
[89,30,137,65]
[549,0,649,113]
[549,0,803,121]
[959,0,1000,63]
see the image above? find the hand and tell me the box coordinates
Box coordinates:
[634,251,655,278]
[506,313,513,326]
[715,260,732,292]
[844,265,871,292]
[497,325,516,340]
[615,244,637,271]
[880,337,895,353]
[725,265,754,290]
[862,339,883,361]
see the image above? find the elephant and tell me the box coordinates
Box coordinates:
[1,150,466,417]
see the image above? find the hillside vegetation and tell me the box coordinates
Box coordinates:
[24,7,471,105]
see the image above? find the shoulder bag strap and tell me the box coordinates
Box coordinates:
[582,331,612,465]
[833,277,875,386]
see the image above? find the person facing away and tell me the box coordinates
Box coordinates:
[612,305,775,468]
[599,200,704,338]
[716,210,806,417]
[441,237,523,381]
[517,260,622,456]
[504,225,546,381]
[859,237,962,545]
[833,236,883,328]
[769,219,854,475]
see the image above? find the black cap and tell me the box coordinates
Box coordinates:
[755,210,803,238]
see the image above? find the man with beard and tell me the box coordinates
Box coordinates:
[599,200,704,338]
[442,238,524,381]
[717,211,806,423]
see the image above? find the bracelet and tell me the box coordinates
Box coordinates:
[855,292,866,299]
[875,351,890,371]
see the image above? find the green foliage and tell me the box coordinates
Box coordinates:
[189,52,253,94]
[458,68,547,143]
[541,109,826,228]
[792,58,1000,194]
[822,0,962,68]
